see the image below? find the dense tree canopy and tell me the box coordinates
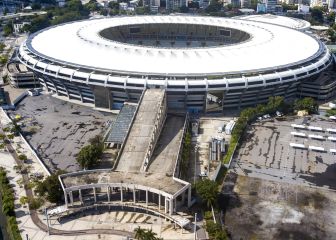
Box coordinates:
[76,135,104,169]
[294,97,318,114]
[195,179,219,208]
[35,170,65,203]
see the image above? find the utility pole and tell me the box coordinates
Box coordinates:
[44,207,50,235]
[194,212,197,240]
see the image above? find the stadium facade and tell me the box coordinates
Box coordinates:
[18,16,334,112]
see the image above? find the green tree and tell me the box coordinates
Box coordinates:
[310,6,325,23]
[19,196,28,206]
[294,97,318,114]
[108,1,119,10]
[205,0,222,13]
[18,154,28,162]
[134,227,161,240]
[3,22,13,36]
[77,135,104,169]
[35,171,65,203]
[134,226,146,239]
[327,11,335,23]
[84,0,100,12]
[143,229,157,240]
[76,144,101,169]
[0,43,5,52]
[31,2,42,10]
[195,179,219,208]
[179,5,189,13]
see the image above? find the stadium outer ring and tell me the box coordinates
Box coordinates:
[18,16,333,111]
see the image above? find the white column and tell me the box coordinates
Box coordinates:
[64,191,68,207]
[169,198,173,215]
[164,197,167,214]
[93,187,97,203]
[69,191,74,206]
[187,186,192,207]
[107,186,110,202]
[146,189,148,207]
[120,185,123,203]
[79,189,83,204]
[158,193,161,210]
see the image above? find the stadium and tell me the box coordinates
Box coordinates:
[18,15,334,112]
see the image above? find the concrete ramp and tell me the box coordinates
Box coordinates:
[116,89,166,172]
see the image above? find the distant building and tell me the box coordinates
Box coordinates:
[150,5,159,12]
[257,2,267,12]
[241,0,251,8]
[327,0,336,9]
[298,4,310,13]
[310,0,328,7]
[239,8,255,14]
[7,62,38,88]
[166,0,187,10]
[265,0,277,12]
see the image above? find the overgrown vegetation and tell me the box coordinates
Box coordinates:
[205,214,229,240]
[0,167,22,240]
[326,108,336,117]
[35,170,65,203]
[223,96,286,164]
[293,97,319,114]
[180,131,191,177]
[195,179,219,209]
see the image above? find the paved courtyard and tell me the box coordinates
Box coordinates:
[233,115,336,190]
[8,94,115,172]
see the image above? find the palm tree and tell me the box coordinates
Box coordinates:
[143,229,157,240]
[134,226,146,240]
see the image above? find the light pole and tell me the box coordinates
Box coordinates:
[194,212,197,240]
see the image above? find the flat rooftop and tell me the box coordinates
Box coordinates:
[61,170,185,195]
[116,89,165,172]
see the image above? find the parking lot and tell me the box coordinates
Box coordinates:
[234,115,336,190]
[8,94,115,172]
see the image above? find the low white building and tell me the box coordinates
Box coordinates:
[298,4,310,13]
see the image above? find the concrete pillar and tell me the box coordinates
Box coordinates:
[120,185,123,203]
[169,198,173,215]
[146,189,148,207]
[69,191,74,206]
[158,193,161,211]
[133,187,136,203]
[164,197,167,214]
[93,187,97,203]
[187,186,192,207]
[107,186,110,202]
[64,191,68,207]
[79,189,83,205]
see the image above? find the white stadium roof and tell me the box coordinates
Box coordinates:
[25,16,321,76]
[236,14,311,30]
